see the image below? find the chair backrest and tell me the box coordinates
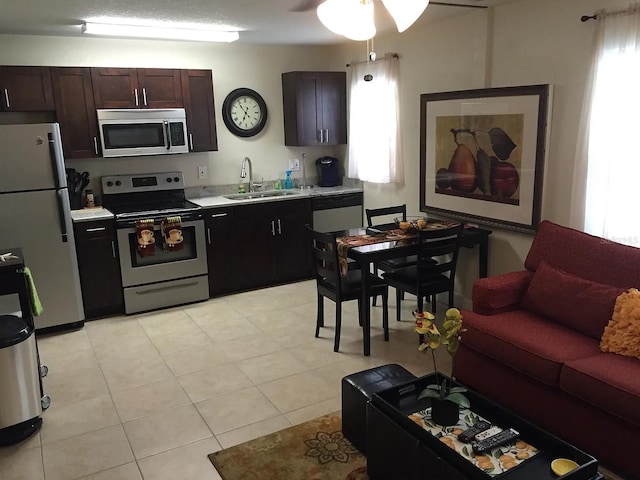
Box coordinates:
[306,225,342,288]
[416,223,464,283]
[365,205,407,227]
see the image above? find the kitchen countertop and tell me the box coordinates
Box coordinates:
[188,185,363,208]
[71,207,115,222]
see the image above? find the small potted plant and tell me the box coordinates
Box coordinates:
[414,307,469,426]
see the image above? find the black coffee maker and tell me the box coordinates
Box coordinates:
[316,157,339,187]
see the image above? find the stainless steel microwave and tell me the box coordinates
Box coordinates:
[97,108,189,157]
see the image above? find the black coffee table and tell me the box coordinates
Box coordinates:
[366,372,602,480]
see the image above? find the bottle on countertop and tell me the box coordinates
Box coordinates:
[238,183,246,194]
[285,170,293,189]
[85,189,95,208]
[274,178,281,190]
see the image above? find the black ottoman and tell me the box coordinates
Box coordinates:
[341,363,416,454]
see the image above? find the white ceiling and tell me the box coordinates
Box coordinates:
[0,0,512,45]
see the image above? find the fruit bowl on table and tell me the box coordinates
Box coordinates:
[395,216,428,233]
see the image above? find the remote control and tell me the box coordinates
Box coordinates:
[474,426,503,441]
[457,420,492,443]
[472,428,520,454]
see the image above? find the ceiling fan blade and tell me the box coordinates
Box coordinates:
[290,0,323,13]
[430,1,488,8]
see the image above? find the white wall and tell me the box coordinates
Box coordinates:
[0,34,343,192]
[1,0,631,306]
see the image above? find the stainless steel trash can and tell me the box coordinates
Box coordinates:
[0,314,43,445]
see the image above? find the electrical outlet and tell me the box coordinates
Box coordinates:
[197,166,207,179]
[289,158,300,171]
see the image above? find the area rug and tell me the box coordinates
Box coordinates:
[208,412,368,480]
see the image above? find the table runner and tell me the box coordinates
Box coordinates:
[335,220,459,276]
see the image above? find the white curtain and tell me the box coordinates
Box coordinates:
[348,54,403,184]
[571,5,640,246]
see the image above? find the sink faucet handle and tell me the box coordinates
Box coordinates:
[252,177,264,190]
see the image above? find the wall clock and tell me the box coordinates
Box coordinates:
[222,88,268,137]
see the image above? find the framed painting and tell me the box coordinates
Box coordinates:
[419,84,552,234]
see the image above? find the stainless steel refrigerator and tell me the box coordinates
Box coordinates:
[0,123,84,330]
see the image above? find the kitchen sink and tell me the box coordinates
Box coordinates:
[224,190,301,201]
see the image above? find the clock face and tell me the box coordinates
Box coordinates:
[230,96,263,131]
[222,88,268,137]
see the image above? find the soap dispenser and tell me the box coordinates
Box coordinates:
[285,170,293,189]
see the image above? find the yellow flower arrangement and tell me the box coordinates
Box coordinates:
[414,308,470,408]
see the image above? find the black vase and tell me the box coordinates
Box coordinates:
[431,398,460,426]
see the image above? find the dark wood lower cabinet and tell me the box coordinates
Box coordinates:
[210,199,312,293]
[204,207,236,296]
[73,219,124,319]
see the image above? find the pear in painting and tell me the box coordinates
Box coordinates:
[448,144,477,192]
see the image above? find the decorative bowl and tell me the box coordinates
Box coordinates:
[395,216,429,233]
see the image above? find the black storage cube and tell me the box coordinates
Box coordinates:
[341,363,416,454]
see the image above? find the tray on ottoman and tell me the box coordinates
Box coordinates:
[367,372,601,480]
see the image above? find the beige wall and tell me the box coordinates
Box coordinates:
[0,0,630,305]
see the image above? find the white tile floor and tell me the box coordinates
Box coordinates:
[0,280,443,480]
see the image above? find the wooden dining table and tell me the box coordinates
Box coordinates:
[336,223,492,356]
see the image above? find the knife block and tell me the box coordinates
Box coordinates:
[69,193,82,211]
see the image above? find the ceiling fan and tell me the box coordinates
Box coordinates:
[291,0,488,13]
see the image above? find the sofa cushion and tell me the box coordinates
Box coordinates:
[561,353,640,428]
[460,309,601,386]
[520,261,624,339]
[524,220,640,288]
[601,288,640,360]
[472,270,533,315]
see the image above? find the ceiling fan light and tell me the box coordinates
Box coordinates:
[382,0,429,32]
[317,0,376,41]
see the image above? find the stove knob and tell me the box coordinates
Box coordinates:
[106,181,113,187]
[115,181,121,186]
[174,176,180,183]
[166,177,172,183]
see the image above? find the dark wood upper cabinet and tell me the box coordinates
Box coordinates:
[0,66,55,111]
[51,67,100,159]
[181,69,218,151]
[282,71,347,147]
[91,67,182,109]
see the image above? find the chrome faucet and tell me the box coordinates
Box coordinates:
[240,156,262,192]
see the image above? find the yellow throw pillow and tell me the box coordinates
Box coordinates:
[600,288,640,360]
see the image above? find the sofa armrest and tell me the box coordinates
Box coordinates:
[472,270,534,315]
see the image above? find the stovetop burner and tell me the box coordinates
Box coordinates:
[101,172,203,226]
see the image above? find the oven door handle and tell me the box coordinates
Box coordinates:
[116,212,203,229]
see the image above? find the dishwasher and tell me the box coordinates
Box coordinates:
[312,192,363,232]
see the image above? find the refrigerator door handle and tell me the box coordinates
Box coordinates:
[56,190,69,243]
[47,132,63,189]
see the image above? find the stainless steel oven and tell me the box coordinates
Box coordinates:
[102,172,209,314]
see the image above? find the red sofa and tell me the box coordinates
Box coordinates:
[453,220,640,478]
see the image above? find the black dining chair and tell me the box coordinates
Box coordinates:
[382,223,463,322]
[365,205,417,306]
[307,225,389,352]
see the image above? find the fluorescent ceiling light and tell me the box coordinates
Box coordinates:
[82,22,239,43]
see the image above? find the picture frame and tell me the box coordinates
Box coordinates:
[419,84,552,234]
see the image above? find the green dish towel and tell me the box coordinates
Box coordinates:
[24,267,43,316]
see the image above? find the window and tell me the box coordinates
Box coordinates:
[348,54,403,184]
[573,6,640,246]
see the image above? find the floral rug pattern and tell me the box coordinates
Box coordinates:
[209,412,366,480]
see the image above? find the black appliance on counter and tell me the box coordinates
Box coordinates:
[316,156,339,187]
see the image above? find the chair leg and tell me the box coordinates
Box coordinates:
[449,289,454,308]
[357,297,363,326]
[417,292,424,313]
[316,293,324,337]
[372,295,378,307]
[334,301,342,352]
[382,290,389,341]
[431,294,436,314]
[395,288,402,322]
[401,291,405,300]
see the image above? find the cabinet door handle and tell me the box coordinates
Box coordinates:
[111,240,116,258]
[324,129,329,143]
[85,227,106,232]
[209,213,228,218]
[142,87,148,106]
[3,88,9,108]
[317,129,322,143]
[189,133,194,150]
[207,227,211,245]
[277,218,282,235]
[93,136,99,155]
[134,88,139,106]
[271,220,276,236]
